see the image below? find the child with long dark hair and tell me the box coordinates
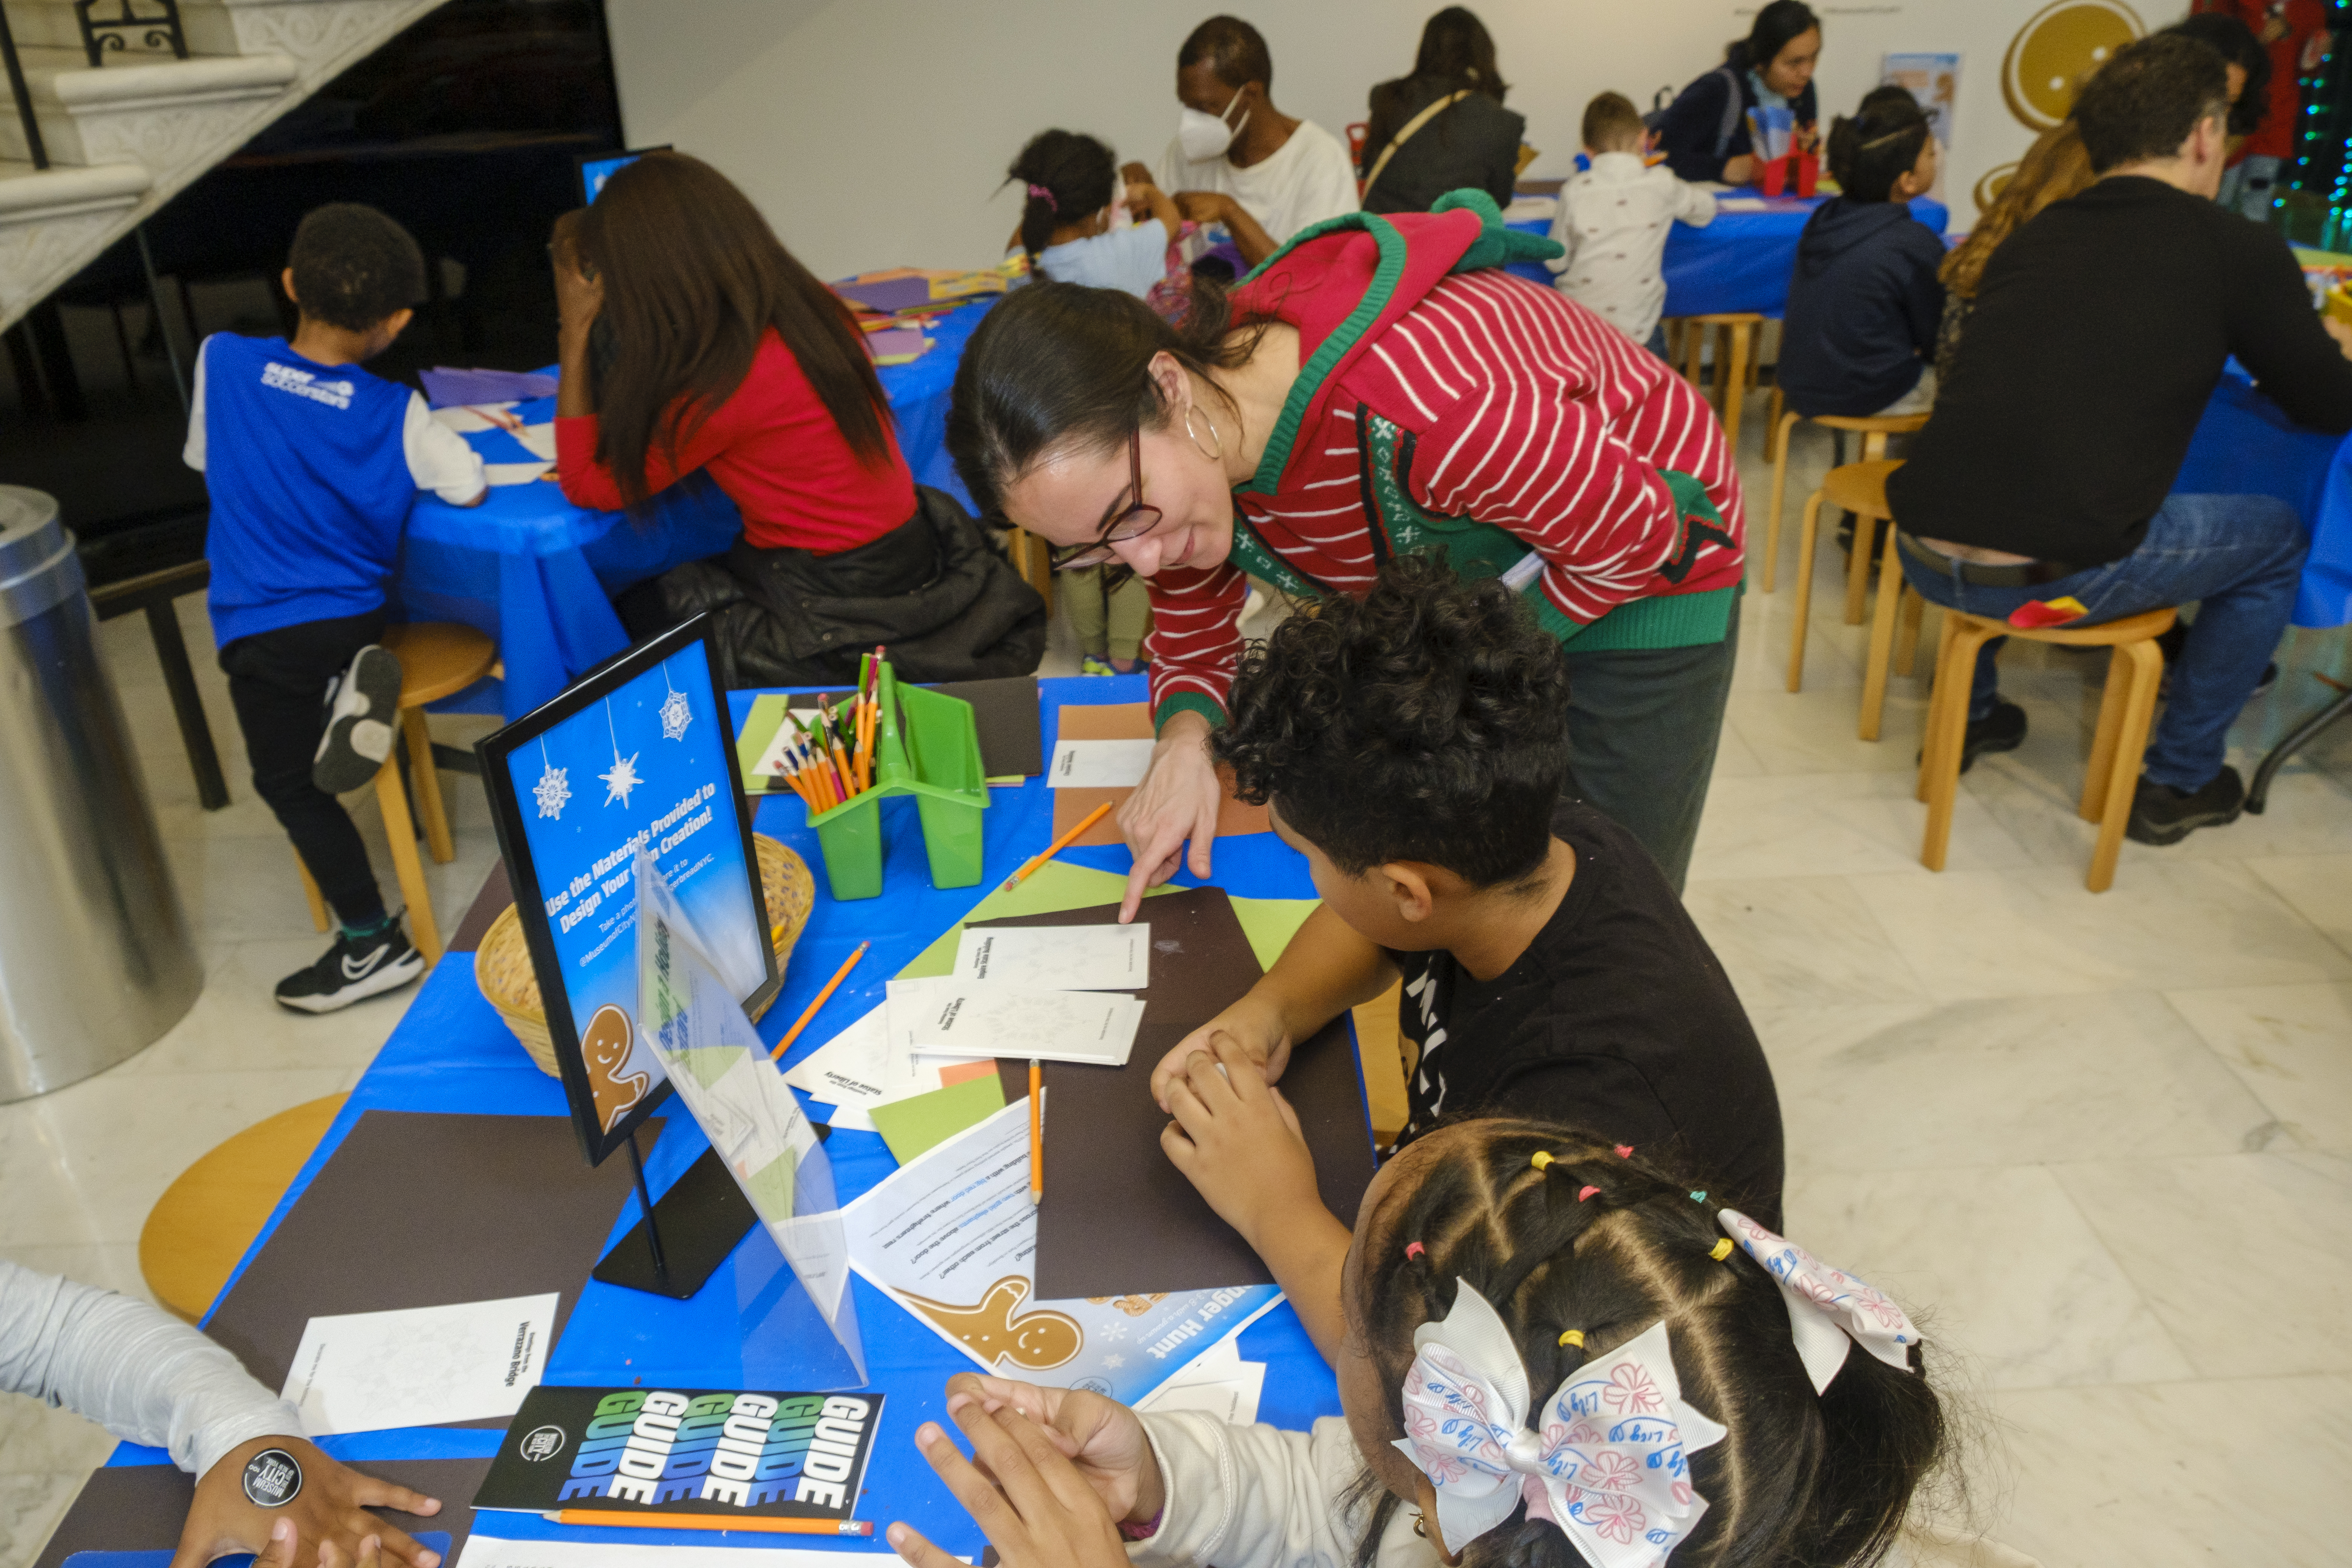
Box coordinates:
[553,152,1043,683]
[885,1117,1948,1568]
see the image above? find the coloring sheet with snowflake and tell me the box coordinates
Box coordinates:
[838,1101,1279,1406]
[494,642,767,1144]
[883,978,1145,1065]
[280,1294,558,1434]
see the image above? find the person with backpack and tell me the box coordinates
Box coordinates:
[1358,7,1525,215]
[1652,0,1821,186]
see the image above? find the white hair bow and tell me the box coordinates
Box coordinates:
[1717,1210,1920,1393]
[1390,1280,1726,1568]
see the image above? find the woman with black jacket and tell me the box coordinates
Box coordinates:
[1359,8,1525,214]
[1652,0,1822,186]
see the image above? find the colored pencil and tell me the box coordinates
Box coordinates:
[545,1511,873,1536]
[1006,800,1114,887]
[1028,1060,1044,1206]
[769,940,868,1060]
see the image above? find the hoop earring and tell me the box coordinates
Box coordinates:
[1184,407,1223,461]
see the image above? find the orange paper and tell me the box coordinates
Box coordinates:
[1050,703,1270,846]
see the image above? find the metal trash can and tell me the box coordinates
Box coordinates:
[0,486,201,1101]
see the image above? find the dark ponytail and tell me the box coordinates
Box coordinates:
[1006,130,1118,263]
[1827,94,1930,203]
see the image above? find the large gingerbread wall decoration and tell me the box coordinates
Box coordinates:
[902,1276,1083,1370]
[2003,0,2144,130]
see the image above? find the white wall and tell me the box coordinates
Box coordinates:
[605,0,2168,282]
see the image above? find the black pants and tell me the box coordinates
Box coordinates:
[219,608,387,927]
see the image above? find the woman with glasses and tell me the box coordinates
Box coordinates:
[946,200,1744,909]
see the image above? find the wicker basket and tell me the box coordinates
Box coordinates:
[475,834,816,1078]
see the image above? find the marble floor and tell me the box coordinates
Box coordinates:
[6,414,2352,1568]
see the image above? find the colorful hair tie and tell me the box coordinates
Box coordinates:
[1613,1145,1634,1159]
[1709,1238,1734,1261]
[1530,1152,1555,1172]
[1558,1329,1585,1349]
[1577,1185,1600,1202]
[1405,1241,1426,1260]
[1690,1191,1708,1203]
[1026,182,1058,211]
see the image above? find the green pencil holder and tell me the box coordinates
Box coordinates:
[804,660,988,900]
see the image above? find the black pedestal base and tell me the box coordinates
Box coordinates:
[591,1146,757,1300]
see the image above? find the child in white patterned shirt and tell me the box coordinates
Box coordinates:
[1548,92,1716,356]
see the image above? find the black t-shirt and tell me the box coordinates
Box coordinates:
[1888,175,2352,566]
[1385,801,1785,1230]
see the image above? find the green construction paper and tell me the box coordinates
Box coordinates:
[734,694,792,793]
[1228,896,1320,971]
[896,862,1174,978]
[868,1074,1009,1165]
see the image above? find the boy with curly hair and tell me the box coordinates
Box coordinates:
[185,202,486,1013]
[1146,556,1781,1360]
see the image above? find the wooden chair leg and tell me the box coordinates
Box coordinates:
[2087,641,2165,893]
[1920,611,1965,802]
[1763,412,1801,594]
[1922,625,1998,871]
[295,850,329,933]
[1895,585,1925,676]
[1859,520,1905,741]
[1685,322,1708,405]
[403,707,456,865]
[1721,322,1751,452]
[2080,645,2133,824]
[1844,513,1877,625]
[374,757,441,967]
[1787,490,1825,692]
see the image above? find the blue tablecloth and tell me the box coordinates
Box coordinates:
[1504,197,1949,318]
[395,302,995,720]
[2175,370,2352,629]
[100,677,1339,1560]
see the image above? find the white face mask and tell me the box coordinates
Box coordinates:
[1178,92,1251,162]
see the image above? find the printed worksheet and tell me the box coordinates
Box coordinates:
[841,1102,1280,1406]
[1048,738,1156,788]
[281,1294,557,1434]
[1135,1333,1266,1425]
[885,978,1143,1065]
[952,922,1150,989]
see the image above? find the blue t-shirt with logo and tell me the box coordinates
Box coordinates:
[190,334,428,647]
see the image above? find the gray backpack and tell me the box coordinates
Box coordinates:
[1643,67,1745,158]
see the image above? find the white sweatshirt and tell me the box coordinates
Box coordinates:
[1130,1413,1433,1568]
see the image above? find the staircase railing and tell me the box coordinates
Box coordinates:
[75,0,187,68]
[1,4,46,168]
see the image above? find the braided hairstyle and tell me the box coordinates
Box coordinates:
[1351,1120,1945,1568]
[1008,130,1118,264]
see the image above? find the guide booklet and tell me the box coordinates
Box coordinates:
[473,1385,883,1519]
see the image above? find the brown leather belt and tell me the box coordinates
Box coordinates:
[1896,531,2078,588]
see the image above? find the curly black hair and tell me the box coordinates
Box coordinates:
[1210,554,1568,887]
[287,203,426,333]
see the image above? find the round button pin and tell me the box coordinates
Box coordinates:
[242,1448,303,1508]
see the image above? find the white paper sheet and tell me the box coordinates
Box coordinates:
[1049,738,1156,788]
[952,923,1150,989]
[485,460,555,486]
[1135,1332,1266,1425]
[780,1003,990,1125]
[280,1294,557,1435]
[885,977,1143,1066]
[428,402,517,433]
[457,1536,903,1568]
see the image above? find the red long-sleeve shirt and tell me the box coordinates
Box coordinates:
[1147,265,1744,726]
[555,327,915,553]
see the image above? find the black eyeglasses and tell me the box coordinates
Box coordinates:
[1052,430,1162,571]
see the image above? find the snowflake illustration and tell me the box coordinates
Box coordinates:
[659,687,692,741]
[602,751,643,807]
[533,763,571,819]
[1102,1353,1125,1368]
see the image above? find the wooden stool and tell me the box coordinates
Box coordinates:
[1670,312,1765,452]
[1759,397,1929,597]
[1787,461,1928,741]
[1917,606,2177,893]
[139,1093,348,1321]
[1004,526,1056,612]
[294,623,495,968]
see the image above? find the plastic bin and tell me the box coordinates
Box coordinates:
[804,660,988,900]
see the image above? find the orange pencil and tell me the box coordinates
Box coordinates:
[1007,800,1114,887]
[545,1510,873,1536]
[1027,1058,1044,1206]
[770,941,869,1060]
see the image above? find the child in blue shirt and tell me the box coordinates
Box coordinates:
[1776,92,1946,419]
[184,202,486,1013]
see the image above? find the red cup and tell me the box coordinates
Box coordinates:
[1795,150,1819,198]
[1761,156,1787,197]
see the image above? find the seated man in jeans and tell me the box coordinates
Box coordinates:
[1887,31,2352,845]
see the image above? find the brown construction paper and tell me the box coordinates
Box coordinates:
[32,1457,489,1568]
[202,1110,657,1419]
[449,862,511,954]
[1051,703,1270,845]
[976,888,1375,1297]
[784,675,1043,777]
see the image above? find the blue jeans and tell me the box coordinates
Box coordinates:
[1897,493,2307,791]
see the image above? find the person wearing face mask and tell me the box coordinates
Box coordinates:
[1121,14,1359,270]
[1652,0,1822,186]
[946,196,1746,908]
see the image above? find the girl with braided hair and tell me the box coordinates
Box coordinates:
[883,1113,1948,1568]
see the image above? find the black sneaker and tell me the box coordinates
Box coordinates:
[1919,699,2027,775]
[313,645,402,794]
[275,923,424,1013]
[2126,766,2245,847]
